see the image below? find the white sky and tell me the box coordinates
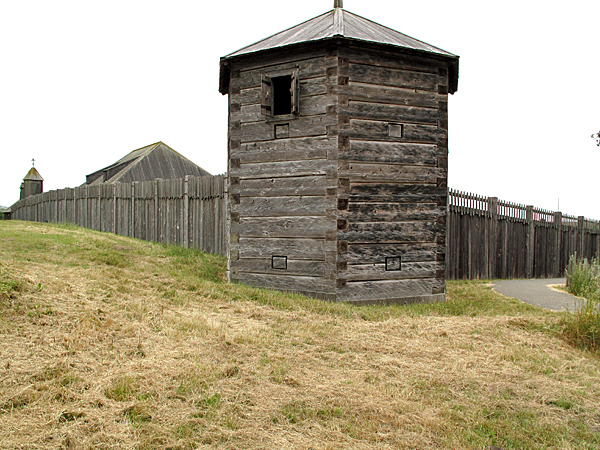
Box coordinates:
[1,0,599,219]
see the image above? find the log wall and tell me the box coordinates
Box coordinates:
[227,48,339,299]
[335,44,449,303]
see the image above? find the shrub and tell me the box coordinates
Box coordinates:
[562,256,600,352]
[566,256,600,302]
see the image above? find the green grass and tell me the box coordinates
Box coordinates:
[563,256,600,352]
[2,220,600,450]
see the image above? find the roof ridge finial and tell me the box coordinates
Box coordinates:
[334,0,343,8]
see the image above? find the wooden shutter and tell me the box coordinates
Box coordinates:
[261,75,273,116]
[291,70,299,114]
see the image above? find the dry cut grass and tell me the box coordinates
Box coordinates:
[1,221,599,450]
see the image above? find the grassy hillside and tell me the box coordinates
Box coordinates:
[1,221,599,450]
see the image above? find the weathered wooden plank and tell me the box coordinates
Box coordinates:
[343,239,442,265]
[231,136,333,164]
[339,162,441,183]
[232,53,331,87]
[232,272,335,295]
[235,258,328,277]
[233,115,336,142]
[230,175,336,197]
[340,141,438,165]
[342,202,444,222]
[345,82,440,107]
[340,120,442,144]
[337,278,442,302]
[345,261,441,281]
[349,64,439,91]
[340,101,440,125]
[232,196,336,217]
[339,221,441,243]
[236,237,335,260]
[230,159,337,179]
[348,183,445,202]
[232,216,332,238]
[341,45,446,74]
[234,94,333,122]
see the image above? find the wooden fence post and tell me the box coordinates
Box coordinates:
[488,197,498,279]
[131,182,135,238]
[554,211,562,277]
[97,188,102,231]
[183,176,189,249]
[85,185,89,229]
[154,180,159,243]
[577,216,585,259]
[526,205,534,278]
[113,184,117,234]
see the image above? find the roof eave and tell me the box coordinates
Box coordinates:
[219,36,459,95]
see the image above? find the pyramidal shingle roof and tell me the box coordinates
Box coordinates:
[219,7,458,94]
[225,8,456,60]
[23,167,44,181]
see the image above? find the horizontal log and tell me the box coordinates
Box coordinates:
[337,278,441,302]
[349,183,446,202]
[231,136,333,164]
[342,202,444,222]
[231,196,336,217]
[231,272,336,295]
[341,140,438,165]
[234,258,329,277]
[346,82,440,108]
[341,45,446,74]
[230,175,336,197]
[339,162,442,183]
[340,242,441,264]
[345,261,441,281]
[232,216,333,238]
[230,159,337,179]
[340,120,442,144]
[232,55,332,88]
[349,64,439,91]
[339,221,441,243]
[233,115,336,142]
[235,237,336,260]
[233,93,333,122]
[340,101,440,125]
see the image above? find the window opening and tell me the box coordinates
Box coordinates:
[261,70,299,117]
[272,75,292,116]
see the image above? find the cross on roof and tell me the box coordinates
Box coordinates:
[32,158,35,167]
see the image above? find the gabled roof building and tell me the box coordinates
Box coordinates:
[84,142,210,186]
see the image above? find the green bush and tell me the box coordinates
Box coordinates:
[566,256,600,302]
[562,256,600,352]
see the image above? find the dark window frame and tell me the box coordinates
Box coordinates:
[261,69,299,119]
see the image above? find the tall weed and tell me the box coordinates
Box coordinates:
[562,256,600,352]
[566,256,600,302]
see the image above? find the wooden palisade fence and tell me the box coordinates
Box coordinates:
[10,181,600,280]
[448,189,600,279]
[10,175,227,255]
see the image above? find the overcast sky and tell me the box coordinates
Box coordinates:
[1,0,599,219]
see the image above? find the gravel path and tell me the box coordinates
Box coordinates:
[491,278,581,312]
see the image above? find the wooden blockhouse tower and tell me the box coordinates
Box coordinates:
[219,1,459,304]
[20,165,44,200]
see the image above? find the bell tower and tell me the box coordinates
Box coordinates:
[20,160,44,200]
